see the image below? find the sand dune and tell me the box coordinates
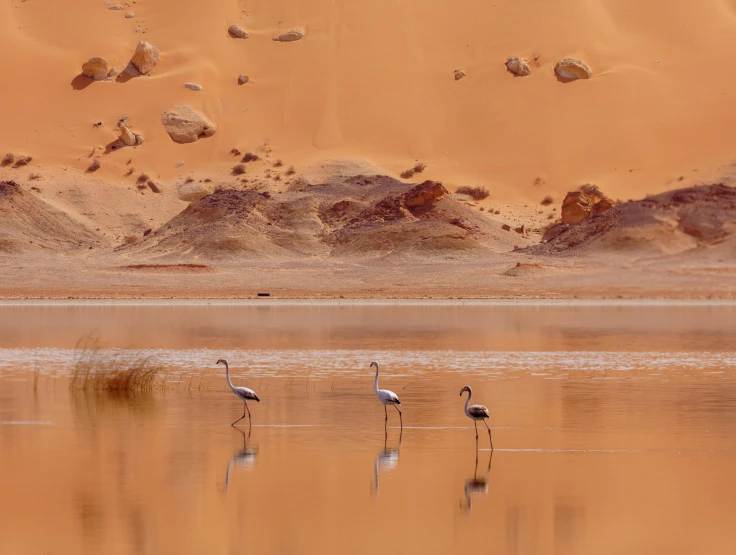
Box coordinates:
[2,1,736,297]
[0,180,104,253]
[3,0,736,200]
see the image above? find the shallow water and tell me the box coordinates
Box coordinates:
[1,303,736,554]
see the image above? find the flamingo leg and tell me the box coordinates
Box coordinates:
[231,404,246,427]
[394,404,403,430]
[474,421,478,441]
[245,401,251,427]
[483,419,493,450]
[384,405,388,423]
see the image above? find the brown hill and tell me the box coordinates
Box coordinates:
[0,181,105,254]
[121,176,522,261]
[528,183,736,259]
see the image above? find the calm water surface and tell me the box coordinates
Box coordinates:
[1,303,735,554]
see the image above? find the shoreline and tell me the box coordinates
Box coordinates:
[3,298,736,307]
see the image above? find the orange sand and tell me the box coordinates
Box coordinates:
[3,0,736,200]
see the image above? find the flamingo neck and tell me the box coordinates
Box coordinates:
[464,388,472,415]
[373,365,379,393]
[224,361,236,392]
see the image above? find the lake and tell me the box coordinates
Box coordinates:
[1,302,735,554]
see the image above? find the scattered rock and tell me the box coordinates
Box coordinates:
[404,181,446,209]
[107,3,123,10]
[107,67,118,78]
[229,25,249,39]
[143,228,152,236]
[555,58,592,81]
[184,83,203,92]
[501,224,511,231]
[505,57,531,77]
[561,185,614,224]
[238,74,249,85]
[161,105,217,144]
[125,12,135,19]
[273,30,305,42]
[178,182,212,202]
[147,180,161,193]
[514,224,525,234]
[82,57,109,80]
[117,117,144,146]
[131,41,160,75]
[454,69,466,81]
[332,200,352,212]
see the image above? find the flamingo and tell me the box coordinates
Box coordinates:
[217,359,260,427]
[460,385,492,449]
[371,361,402,431]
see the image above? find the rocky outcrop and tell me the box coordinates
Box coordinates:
[273,30,305,42]
[178,182,212,202]
[505,57,531,77]
[404,181,446,209]
[161,105,217,144]
[117,117,144,146]
[555,58,592,81]
[82,57,109,80]
[228,25,249,39]
[561,185,614,224]
[131,41,160,75]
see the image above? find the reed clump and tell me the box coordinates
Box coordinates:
[69,337,164,393]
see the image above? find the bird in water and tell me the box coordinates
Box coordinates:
[223,427,258,494]
[217,359,260,427]
[371,361,402,431]
[460,385,492,449]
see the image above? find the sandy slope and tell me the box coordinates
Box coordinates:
[3,0,736,201]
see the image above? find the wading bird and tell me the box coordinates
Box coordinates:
[217,359,260,427]
[460,385,492,448]
[371,361,402,431]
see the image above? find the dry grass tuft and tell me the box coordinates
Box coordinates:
[232,163,246,175]
[12,155,33,168]
[541,195,554,206]
[456,185,489,200]
[184,176,194,183]
[87,158,101,173]
[241,152,260,163]
[413,162,426,173]
[137,172,150,184]
[28,173,42,181]
[70,337,164,394]
[285,165,296,176]
[1,153,14,167]
[400,169,415,179]
[231,148,241,156]
[273,159,283,167]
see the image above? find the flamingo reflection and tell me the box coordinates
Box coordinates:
[460,449,492,512]
[372,433,401,496]
[223,427,258,494]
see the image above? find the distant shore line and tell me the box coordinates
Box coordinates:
[1,298,736,307]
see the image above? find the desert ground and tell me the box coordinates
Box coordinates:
[1,0,735,298]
